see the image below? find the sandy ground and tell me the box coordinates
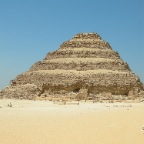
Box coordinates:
[0,99,144,144]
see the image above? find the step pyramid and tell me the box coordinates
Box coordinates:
[0,33,143,100]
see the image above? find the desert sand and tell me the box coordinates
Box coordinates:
[0,99,144,144]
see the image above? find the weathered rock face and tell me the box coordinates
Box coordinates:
[0,84,40,100]
[0,33,143,100]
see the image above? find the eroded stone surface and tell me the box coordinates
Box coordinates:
[0,33,143,100]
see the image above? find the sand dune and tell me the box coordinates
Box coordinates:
[0,99,144,144]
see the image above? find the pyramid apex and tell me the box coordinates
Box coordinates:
[73,32,102,39]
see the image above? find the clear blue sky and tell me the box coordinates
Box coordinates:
[0,0,144,89]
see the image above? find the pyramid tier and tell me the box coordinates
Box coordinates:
[60,33,111,49]
[60,40,112,49]
[45,48,120,60]
[30,58,130,71]
[14,70,141,95]
[72,33,102,39]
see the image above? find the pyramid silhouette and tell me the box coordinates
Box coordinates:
[0,33,143,100]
